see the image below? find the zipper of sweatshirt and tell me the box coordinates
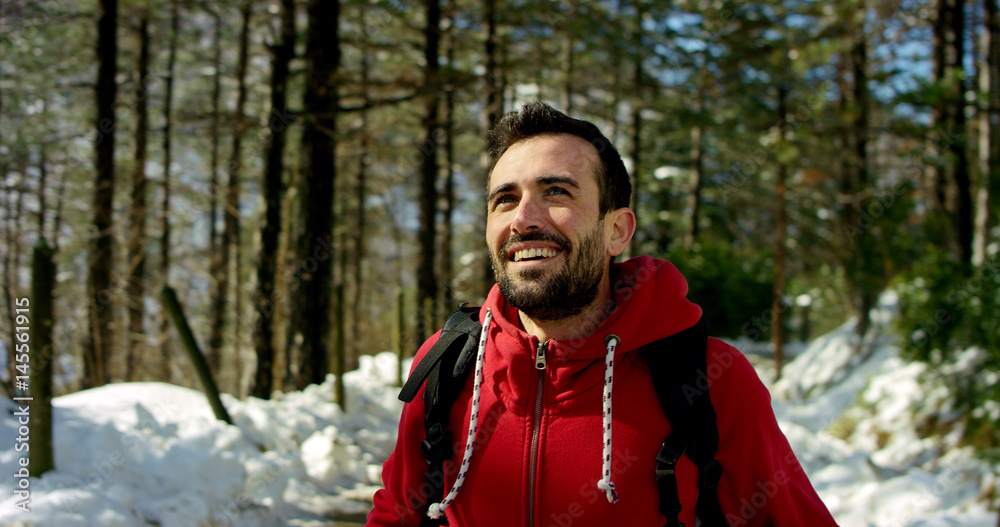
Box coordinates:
[527,339,547,527]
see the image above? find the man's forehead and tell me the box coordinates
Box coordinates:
[488,133,601,188]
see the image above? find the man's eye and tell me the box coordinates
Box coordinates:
[547,187,570,196]
[494,195,516,207]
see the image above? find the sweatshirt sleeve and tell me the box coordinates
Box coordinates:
[366,332,441,527]
[707,339,840,527]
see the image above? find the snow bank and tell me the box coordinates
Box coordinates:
[0,352,410,526]
[772,292,999,526]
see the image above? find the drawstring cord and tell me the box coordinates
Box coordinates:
[598,334,620,504]
[426,308,494,520]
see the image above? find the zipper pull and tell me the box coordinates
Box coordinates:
[535,340,548,370]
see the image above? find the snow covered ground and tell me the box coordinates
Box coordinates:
[0,297,997,526]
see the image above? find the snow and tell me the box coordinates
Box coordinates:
[1,301,998,526]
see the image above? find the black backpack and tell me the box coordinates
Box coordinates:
[399,305,727,527]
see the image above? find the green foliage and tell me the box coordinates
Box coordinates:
[894,247,1000,452]
[664,239,774,340]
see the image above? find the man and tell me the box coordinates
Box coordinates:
[367,103,838,526]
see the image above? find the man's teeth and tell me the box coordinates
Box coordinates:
[513,248,559,262]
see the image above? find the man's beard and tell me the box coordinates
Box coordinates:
[491,223,606,322]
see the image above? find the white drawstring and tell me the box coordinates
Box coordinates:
[598,334,620,504]
[426,308,494,520]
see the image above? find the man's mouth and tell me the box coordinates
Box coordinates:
[511,247,561,262]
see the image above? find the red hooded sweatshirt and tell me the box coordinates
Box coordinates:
[368,256,838,527]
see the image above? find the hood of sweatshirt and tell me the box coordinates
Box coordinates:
[481,255,703,409]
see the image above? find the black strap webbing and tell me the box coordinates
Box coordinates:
[640,317,727,527]
[398,305,482,527]
[399,306,481,404]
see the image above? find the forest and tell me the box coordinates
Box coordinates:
[1,0,999,479]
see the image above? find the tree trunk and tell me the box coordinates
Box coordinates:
[986,0,1000,264]
[86,0,118,388]
[685,80,705,251]
[252,0,295,400]
[949,0,973,268]
[851,17,876,346]
[416,0,441,343]
[334,283,346,409]
[29,239,55,476]
[350,14,370,369]
[561,32,574,114]
[481,0,500,299]
[1,167,17,397]
[159,0,179,381]
[973,0,990,268]
[161,287,233,424]
[209,2,252,385]
[441,2,456,315]
[294,0,340,388]
[208,10,223,261]
[52,162,69,252]
[278,180,297,390]
[628,1,645,250]
[37,129,48,237]
[929,0,951,213]
[126,13,150,382]
[772,85,789,381]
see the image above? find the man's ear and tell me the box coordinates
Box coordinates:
[605,207,636,257]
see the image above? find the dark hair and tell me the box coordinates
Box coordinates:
[487,102,631,215]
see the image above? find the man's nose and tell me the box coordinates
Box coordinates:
[510,194,544,233]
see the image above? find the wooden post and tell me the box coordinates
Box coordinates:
[29,238,55,476]
[161,286,233,424]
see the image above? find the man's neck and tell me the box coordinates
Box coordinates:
[518,276,615,342]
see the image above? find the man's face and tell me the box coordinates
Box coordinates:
[486,134,611,321]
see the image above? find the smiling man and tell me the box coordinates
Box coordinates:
[367,103,838,527]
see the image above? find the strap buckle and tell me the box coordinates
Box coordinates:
[421,423,451,462]
[699,459,723,489]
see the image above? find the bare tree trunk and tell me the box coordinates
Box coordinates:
[929,0,951,214]
[949,0,973,268]
[480,0,500,298]
[210,2,252,386]
[252,0,295,400]
[441,0,455,314]
[37,128,48,237]
[159,0,179,382]
[29,239,55,476]
[627,1,645,253]
[126,13,150,382]
[52,162,69,252]
[851,20,876,346]
[294,0,340,387]
[2,155,25,396]
[208,9,223,261]
[416,0,441,342]
[685,79,705,251]
[350,14,370,369]
[973,0,990,268]
[561,32,573,114]
[985,0,1000,262]
[278,183,297,390]
[772,85,789,381]
[86,0,118,388]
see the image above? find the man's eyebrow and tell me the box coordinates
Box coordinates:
[486,182,516,204]
[537,175,581,189]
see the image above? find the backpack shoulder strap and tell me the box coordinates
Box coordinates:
[397,305,482,527]
[639,317,727,527]
[399,305,482,403]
